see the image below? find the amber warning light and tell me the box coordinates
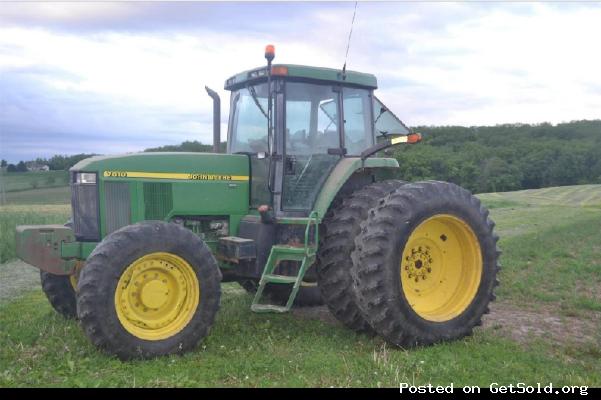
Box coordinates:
[265,44,275,62]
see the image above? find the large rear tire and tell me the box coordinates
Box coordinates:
[316,180,406,332]
[351,181,500,347]
[77,221,221,360]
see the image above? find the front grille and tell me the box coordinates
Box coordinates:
[105,182,131,234]
[71,175,100,241]
[144,182,173,220]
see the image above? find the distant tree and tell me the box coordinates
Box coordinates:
[145,140,226,153]
[47,154,96,170]
[16,161,28,172]
[0,159,6,168]
[6,164,17,172]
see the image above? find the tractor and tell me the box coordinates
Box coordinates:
[15,45,500,360]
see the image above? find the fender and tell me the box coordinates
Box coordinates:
[313,157,399,218]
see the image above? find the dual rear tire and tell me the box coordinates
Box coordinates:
[319,180,500,347]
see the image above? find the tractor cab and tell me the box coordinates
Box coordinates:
[222,58,411,218]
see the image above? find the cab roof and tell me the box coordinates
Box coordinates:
[224,64,378,91]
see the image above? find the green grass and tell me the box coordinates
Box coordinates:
[3,186,71,205]
[496,217,601,312]
[0,288,598,388]
[0,205,71,263]
[0,170,69,192]
[0,184,600,387]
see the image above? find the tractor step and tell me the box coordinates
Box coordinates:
[262,274,298,284]
[250,304,289,313]
[251,211,319,313]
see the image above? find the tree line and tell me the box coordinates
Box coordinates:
[3,120,599,194]
[391,120,601,193]
[1,154,96,172]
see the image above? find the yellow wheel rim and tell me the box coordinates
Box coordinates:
[114,252,200,341]
[400,214,482,322]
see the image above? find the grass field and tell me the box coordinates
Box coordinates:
[0,184,599,387]
[0,170,69,193]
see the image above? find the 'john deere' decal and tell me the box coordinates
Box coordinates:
[103,171,249,181]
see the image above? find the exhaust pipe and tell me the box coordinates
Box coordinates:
[205,86,221,153]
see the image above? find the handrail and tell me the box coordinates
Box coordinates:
[304,211,319,256]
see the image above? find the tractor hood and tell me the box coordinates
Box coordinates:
[72,152,249,180]
[69,152,250,240]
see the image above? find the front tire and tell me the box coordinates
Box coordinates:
[39,220,80,319]
[77,221,221,360]
[40,271,77,319]
[351,181,500,347]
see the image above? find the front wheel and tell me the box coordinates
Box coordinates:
[351,181,500,347]
[77,222,221,360]
[39,220,81,319]
[40,271,77,319]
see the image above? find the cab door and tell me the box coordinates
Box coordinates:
[280,82,342,213]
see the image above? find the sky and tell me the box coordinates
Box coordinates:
[1,1,600,163]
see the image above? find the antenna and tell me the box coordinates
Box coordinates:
[342,1,358,78]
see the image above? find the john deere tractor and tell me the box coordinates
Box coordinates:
[15,46,499,360]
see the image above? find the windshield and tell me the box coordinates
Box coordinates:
[229,83,270,153]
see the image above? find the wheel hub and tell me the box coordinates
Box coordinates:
[404,246,433,282]
[140,279,169,309]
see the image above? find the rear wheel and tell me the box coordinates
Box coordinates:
[316,180,406,332]
[77,221,221,359]
[351,181,500,346]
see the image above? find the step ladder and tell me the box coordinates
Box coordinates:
[251,211,319,313]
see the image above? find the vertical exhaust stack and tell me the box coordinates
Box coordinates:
[205,86,221,153]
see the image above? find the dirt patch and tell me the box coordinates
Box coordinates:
[483,301,600,346]
[292,301,601,347]
[0,260,40,304]
[292,305,341,326]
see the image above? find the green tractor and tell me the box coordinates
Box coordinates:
[15,46,499,360]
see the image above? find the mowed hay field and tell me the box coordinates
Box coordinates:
[0,184,599,387]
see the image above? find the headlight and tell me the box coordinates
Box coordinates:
[74,172,97,184]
